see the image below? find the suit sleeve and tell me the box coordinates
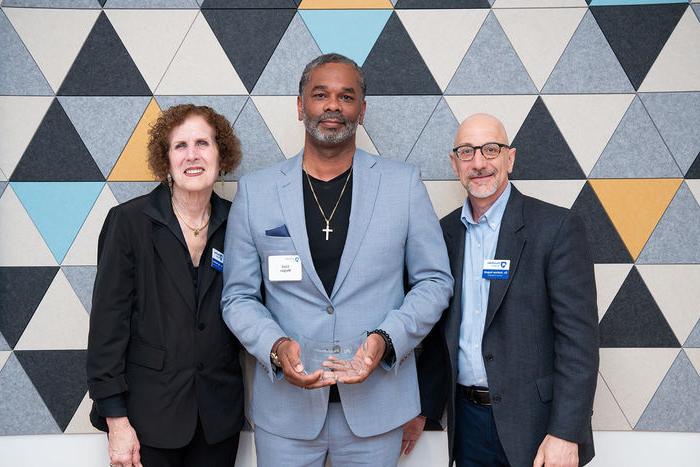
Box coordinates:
[546,212,600,443]
[416,320,449,427]
[221,176,286,381]
[86,207,135,402]
[378,166,454,369]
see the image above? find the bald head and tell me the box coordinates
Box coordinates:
[454,113,509,148]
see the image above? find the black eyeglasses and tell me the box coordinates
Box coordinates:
[452,143,510,161]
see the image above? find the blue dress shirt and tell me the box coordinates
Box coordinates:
[457,183,511,387]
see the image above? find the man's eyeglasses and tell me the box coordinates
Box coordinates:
[452,143,510,162]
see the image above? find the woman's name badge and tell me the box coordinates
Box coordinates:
[269,255,302,281]
[482,259,510,280]
[212,248,224,272]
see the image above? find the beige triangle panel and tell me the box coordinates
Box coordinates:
[251,96,304,158]
[637,265,700,345]
[493,0,587,6]
[298,0,393,8]
[592,373,632,431]
[685,349,700,377]
[510,180,585,210]
[64,392,101,434]
[589,179,682,260]
[594,263,633,323]
[0,186,57,266]
[0,96,53,178]
[63,184,119,266]
[108,98,161,182]
[424,181,465,219]
[14,270,89,350]
[0,351,10,371]
[599,348,679,427]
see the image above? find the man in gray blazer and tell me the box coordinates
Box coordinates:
[405,114,599,467]
[221,53,453,466]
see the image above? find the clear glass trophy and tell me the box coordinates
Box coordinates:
[298,333,368,380]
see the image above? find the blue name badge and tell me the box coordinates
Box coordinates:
[482,259,510,280]
[211,248,224,272]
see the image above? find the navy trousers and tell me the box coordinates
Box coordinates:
[455,395,510,467]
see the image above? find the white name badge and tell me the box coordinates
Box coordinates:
[268,255,302,281]
[482,259,510,280]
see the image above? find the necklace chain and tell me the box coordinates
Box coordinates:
[172,198,210,237]
[303,165,352,241]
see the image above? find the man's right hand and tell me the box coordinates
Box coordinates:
[402,415,427,455]
[106,417,142,467]
[276,339,336,389]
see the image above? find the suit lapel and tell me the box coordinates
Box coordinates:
[197,193,228,308]
[278,154,329,299]
[443,211,465,373]
[331,150,380,299]
[485,187,526,332]
[144,184,196,313]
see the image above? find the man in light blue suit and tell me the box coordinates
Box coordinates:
[221,53,453,466]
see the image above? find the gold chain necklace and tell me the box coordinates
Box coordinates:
[303,165,352,241]
[172,199,210,237]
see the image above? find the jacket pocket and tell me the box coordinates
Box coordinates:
[127,340,165,371]
[536,374,553,403]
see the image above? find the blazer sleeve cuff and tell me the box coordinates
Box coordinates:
[95,394,128,418]
[88,375,128,400]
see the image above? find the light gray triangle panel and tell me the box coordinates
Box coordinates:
[155,96,248,135]
[0,333,9,351]
[685,320,700,347]
[252,14,322,96]
[0,354,61,435]
[542,11,633,94]
[232,98,286,180]
[635,351,700,431]
[62,266,97,315]
[445,12,537,95]
[638,183,700,264]
[108,182,160,204]
[2,0,100,6]
[589,97,682,178]
[639,92,700,174]
[0,10,52,96]
[363,96,441,162]
[58,96,152,178]
[104,0,199,7]
[0,181,7,198]
[405,98,459,180]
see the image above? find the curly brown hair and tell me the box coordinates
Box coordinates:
[147,104,242,181]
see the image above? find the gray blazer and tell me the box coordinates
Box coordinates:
[222,149,453,440]
[418,186,599,467]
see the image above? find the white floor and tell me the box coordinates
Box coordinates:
[1,431,699,467]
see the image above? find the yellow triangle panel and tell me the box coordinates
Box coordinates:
[299,0,393,8]
[108,98,161,182]
[590,178,682,260]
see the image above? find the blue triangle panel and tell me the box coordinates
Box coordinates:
[299,10,392,67]
[11,182,105,264]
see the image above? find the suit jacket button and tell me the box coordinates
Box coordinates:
[485,353,494,361]
[492,394,501,403]
[196,363,204,371]
[326,306,334,315]
[198,323,206,330]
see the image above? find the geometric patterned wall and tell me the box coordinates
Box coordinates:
[1,0,699,440]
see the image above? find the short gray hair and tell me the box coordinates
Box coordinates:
[298,53,366,98]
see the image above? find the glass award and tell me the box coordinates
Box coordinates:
[298,333,368,380]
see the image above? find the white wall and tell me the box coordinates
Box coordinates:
[1,431,699,467]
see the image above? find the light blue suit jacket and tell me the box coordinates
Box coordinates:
[221,149,453,439]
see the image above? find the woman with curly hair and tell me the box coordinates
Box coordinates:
[87,104,245,467]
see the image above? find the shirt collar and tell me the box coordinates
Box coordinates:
[460,182,511,231]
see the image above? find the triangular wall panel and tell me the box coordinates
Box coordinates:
[106,8,198,93]
[599,267,680,348]
[64,392,101,434]
[510,97,585,180]
[362,13,442,95]
[446,12,537,95]
[0,96,53,179]
[406,98,459,180]
[0,10,52,96]
[510,180,585,210]
[11,99,104,182]
[4,8,100,93]
[592,373,632,431]
[108,99,161,182]
[397,8,488,92]
[15,270,90,350]
[232,99,286,179]
[589,179,681,260]
[62,266,97,315]
[155,96,248,137]
[594,263,633,322]
[203,8,296,92]
[58,12,150,96]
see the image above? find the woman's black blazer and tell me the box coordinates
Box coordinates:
[87,184,244,449]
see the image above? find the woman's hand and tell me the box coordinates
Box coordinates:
[106,417,142,467]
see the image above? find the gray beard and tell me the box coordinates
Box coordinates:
[303,110,358,145]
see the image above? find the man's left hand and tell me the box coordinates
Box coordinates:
[322,333,386,384]
[533,434,578,467]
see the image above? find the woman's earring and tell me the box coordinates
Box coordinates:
[167,173,173,191]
